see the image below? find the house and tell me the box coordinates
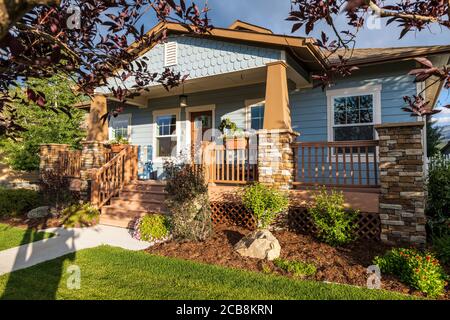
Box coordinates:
[440,141,450,156]
[40,20,450,245]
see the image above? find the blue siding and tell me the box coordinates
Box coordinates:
[290,61,418,142]
[98,35,281,93]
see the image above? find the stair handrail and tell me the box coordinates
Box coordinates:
[91,145,138,208]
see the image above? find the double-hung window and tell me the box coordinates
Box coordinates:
[155,113,177,158]
[246,100,265,131]
[327,85,381,145]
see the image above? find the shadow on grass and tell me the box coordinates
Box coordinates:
[1,217,76,300]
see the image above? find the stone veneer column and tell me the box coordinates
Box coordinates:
[257,129,298,190]
[375,122,427,246]
[79,141,108,201]
[39,144,70,176]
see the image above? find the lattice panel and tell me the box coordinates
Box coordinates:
[288,207,381,241]
[210,202,257,230]
[210,202,380,241]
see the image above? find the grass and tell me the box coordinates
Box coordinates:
[0,223,54,251]
[0,246,415,300]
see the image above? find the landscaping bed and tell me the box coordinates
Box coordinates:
[147,224,449,300]
[0,245,411,300]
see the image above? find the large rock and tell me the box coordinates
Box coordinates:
[27,206,50,219]
[234,229,281,261]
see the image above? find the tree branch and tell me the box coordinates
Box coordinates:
[366,0,439,23]
[0,0,60,40]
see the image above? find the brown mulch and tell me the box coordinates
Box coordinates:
[147,224,450,300]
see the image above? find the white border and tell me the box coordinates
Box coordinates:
[152,108,181,163]
[326,84,382,143]
[245,98,265,130]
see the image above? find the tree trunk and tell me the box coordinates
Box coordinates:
[0,0,59,40]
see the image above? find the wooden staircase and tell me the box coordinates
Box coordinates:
[99,180,168,228]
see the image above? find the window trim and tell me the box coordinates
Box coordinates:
[326,85,382,143]
[152,108,181,162]
[108,113,132,142]
[245,98,265,131]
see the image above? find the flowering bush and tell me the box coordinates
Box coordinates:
[132,214,171,243]
[374,248,448,297]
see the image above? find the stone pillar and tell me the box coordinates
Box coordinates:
[39,144,69,176]
[263,61,291,131]
[257,129,298,190]
[87,95,108,142]
[79,141,107,201]
[375,122,427,246]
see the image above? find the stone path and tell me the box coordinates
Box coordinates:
[0,225,150,276]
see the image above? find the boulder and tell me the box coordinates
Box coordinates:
[27,206,50,219]
[234,229,281,261]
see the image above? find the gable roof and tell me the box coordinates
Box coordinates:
[328,46,450,66]
[228,20,273,34]
[128,21,328,71]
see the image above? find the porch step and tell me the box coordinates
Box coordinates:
[99,180,169,229]
[110,198,168,212]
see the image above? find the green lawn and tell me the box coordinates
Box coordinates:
[0,245,414,300]
[0,223,54,251]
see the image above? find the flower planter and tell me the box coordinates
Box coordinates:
[225,138,247,150]
[110,144,127,153]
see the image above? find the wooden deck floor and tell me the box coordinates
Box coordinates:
[208,185,379,214]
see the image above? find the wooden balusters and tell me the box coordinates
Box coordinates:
[91,145,138,208]
[292,140,380,188]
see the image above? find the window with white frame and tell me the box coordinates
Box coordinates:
[250,104,265,130]
[328,86,381,144]
[155,114,177,157]
[109,114,131,140]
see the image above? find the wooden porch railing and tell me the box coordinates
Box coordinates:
[91,145,138,208]
[59,150,82,178]
[292,140,380,188]
[201,138,258,184]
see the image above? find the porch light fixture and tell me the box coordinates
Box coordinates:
[179,94,188,108]
[179,83,188,108]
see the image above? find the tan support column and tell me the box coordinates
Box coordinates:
[87,95,108,142]
[263,61,291,131]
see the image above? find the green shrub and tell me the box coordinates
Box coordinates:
[374,248,448,298]
[308,188,359,246]
[0,188,42,217]
[138,214,171,242]
[274,258,317,278]
[241,183,289,229]
[433,233,450,265]
[427,155,450,218]
[61,203,99,228]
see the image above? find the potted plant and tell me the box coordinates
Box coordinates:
[218,118,247,150]
[108,134,129,153]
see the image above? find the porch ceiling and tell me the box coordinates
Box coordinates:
[121,65,310,105]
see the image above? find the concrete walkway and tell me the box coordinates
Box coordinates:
[0,225,151,276]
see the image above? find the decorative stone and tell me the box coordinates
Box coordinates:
[375,122,427,246]
[27,206,50,219]
[234,229,281,261]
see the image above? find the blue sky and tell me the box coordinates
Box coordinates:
[139,0,450,129]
